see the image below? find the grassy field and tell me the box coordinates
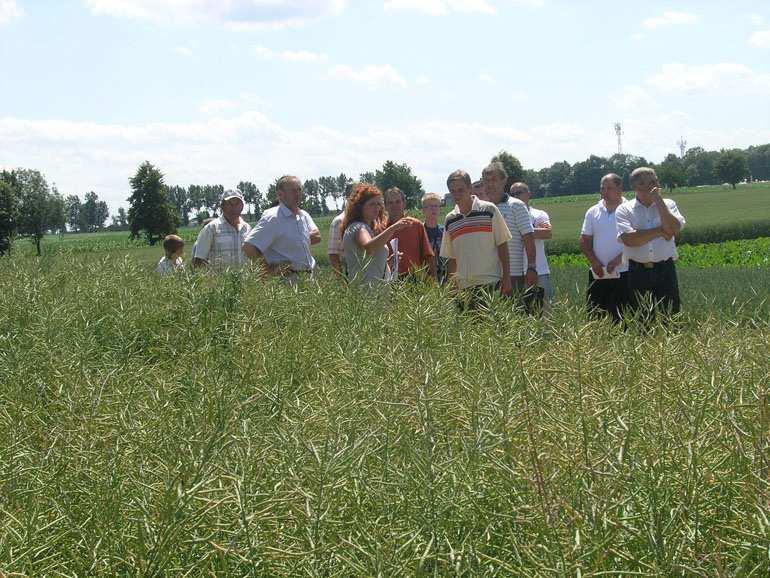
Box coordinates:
[1,255,769,575]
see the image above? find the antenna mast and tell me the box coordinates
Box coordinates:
[614,122,623,155]
[677,137,687,158]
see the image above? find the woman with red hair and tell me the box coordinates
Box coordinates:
[342,183,415,286]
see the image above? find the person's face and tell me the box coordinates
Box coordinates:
[362,196,384,223]
[448,180,472,204]
[422,200,440,221]
[510,186,530,204]
[483,171,505,199]
[633,177,658,204]
[221,197,244,219]
[600,179,623,204]
[385,193,405,219]
[472,183,487,201]
[279,179,302,210]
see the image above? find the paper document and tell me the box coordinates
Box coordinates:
[390,238,399,280]
[591,266,620,280]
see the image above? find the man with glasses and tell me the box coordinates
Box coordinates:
[243,175,321,282]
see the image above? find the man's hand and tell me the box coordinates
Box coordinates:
[309,229,321,245]
[591,260,604,278]
[661,225,675,240]
[524,268,538,288]
[606,255,622,274]
[500,275,512,296]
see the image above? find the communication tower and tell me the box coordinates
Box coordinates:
[614,122,623,155]
[677,137,687,158]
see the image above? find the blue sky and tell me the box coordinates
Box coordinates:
[2,0,770,212]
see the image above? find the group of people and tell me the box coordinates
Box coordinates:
[156,165,686,322]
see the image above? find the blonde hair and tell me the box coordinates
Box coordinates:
[421,192,441,206]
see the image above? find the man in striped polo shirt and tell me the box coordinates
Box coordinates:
[440,170,512,309]
[482,162,537,292]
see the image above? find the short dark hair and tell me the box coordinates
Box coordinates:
[276,175,300,192]
[162,234,184,256]
[383,187,405,202]
[447,170,471,188]
[602,173,623,187]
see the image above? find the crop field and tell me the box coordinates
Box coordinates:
[1,184,769,575]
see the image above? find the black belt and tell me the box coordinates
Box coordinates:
[629,258,672,270]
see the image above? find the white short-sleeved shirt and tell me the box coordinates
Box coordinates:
[522,207,550,276]
[244,203,318,271]
[581,201,628,273]
[327,212,345,256]
[615,197,686,263]
[496,195,535,277]
[156,256,184,276]
[194,217,251,269]
[440,196,512,289]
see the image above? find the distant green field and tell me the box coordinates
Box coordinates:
[14,182,770,268]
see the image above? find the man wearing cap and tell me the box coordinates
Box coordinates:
[580,173,628,322]
[242,175,321,280]
[192,190,251,269]
[616,167,685,319]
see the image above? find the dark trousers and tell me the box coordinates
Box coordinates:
[626,259,681,320]
[587,271,628,323]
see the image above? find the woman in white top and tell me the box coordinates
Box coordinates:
[341,183,413,287]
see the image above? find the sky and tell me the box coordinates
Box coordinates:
[2,0,770,213]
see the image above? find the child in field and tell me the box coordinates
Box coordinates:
[421,192,447,284]
[155,234,185,276]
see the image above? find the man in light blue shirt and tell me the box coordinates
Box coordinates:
[242,175,321,280]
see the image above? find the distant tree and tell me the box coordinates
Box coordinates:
[302,179,322,215]
[79,191,106,232]
[374,161,424,208]
[188,184,203,215]
[14,169,58,256]
[335,173,352,210]
[318,176,337,212]
[65,195,81,231]
[48,187,67,234]
[202,185,223,216]
[95,199,109,230]
[657,153,686,190]
[127,161,178,245]
[543,161,572,197]
[715,149,749,189]
[491,151,525,192]
[523,169,544,197]
[570,155,609,196]
[746,144,770,181]
[265,179,279,209]
[359,171,376,185]
[607,154,649,190]
[0,180,17,255]
[116,207,128,227]
[683,147,720,186]
[167,185,191,226]
[237,181,261,219]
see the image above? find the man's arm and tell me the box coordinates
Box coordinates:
[619,227,665,247]
[522,233,538,287]
[243,242,278,275]
[579,234,605,278]
[309,228,321,245]
[497,243,511,295]
[652,191,683,236]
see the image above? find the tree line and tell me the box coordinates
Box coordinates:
[2,143,768,255]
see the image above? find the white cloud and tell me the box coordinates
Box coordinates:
[253,45,328,63]
[477,72,496,84]
[746,13,764,27]
[84,0,346,28]
[384,0,495,15]
[647,62,770,95]
[643,10,698,30]
[0,0,23,24]
[415,74,431,86]
[611,85,657,115]
[173,45,193,57]
[198,99,238,115]
[329,64,407,88]
[749,30,770,49]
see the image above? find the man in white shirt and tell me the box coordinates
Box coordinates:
[616,167,686,318]
[193,191,251,270]
[510,182,553,307]
[580,173,628,322]
[243,175,321,282]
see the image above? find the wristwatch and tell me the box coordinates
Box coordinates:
[527,267,537,273]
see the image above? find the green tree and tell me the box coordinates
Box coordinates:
[374,161,424,208]
[657,153,686,191]
[569,155,609,195]
[715,149,749,189]
[127,161,178,245]
[116,207,128,227]
[65,194,81,231]
[167,185,191,226]
[318,176,337,212]
[746,144,770,181]
[0,180,17,255]
[237,181,261,219]
[543,161,572,197]
[491,151,525,192]
[683,147,720,186]
[359,171,376,185]
[523,169,544,197]
[14,169,57,256]
[607,154,649,190]
[335,173,352,210]
[48,187,67,235]
[80,191,99,232]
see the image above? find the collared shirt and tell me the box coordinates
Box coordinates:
[496,194,534,276]
[615,197,686,263]
[389,219,434,276]
[523,207,551,275]
[244,203,318,271]
[194,216,251,269]
[440,195,512,289]
[581,200,628,273]
[155,256,184,276]
[327,212,345,256]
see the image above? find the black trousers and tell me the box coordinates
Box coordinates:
[626,259,681,319]
[586,271,628,323]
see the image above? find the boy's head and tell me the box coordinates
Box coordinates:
[421,192,442,222]
[162,234,185,258]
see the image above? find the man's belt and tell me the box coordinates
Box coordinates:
[629,259,672,270]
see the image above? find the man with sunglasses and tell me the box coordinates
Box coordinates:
[616,167,686,320]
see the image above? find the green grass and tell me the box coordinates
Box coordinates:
[0,254,769,575]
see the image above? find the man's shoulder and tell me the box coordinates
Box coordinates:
[531,206,549,218]
[474,199,499,214]
[331,212,345,224]
[259,206,280,221]
[584,201,603,217]
[616,198,635,214]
